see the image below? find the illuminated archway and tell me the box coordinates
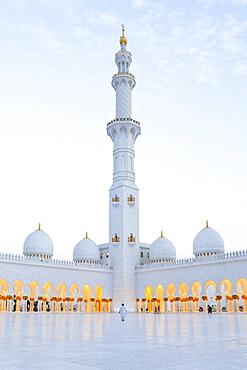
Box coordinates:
[179,283,188,312]
[43,282,53,299]
[29,281,39,298]
[57,283,67,298]
[236,278,247,295]
[220,279,232,312]
[83,284,91,312]
[145,285,153,312]
[0,279,8,312]
[205,280,216,311]
[12,280,24,296]
[42,282,53,312]
[167,283,176,312]
[155,284,164,312]
[57,283,67,312]
[191,281,202,312]
[94,285,103,312]
[0,279,8,295]
[236,278,247,312]
[12,280,24,312]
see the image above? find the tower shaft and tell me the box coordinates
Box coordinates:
[107,26,140,312]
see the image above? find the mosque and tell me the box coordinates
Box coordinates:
[0,26,246,315]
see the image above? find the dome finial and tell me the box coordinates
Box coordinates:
[85,232,89,239]
[160,230,164,238]
[120,24,127,46]
[206,220,209,228]
[37,223,42,231]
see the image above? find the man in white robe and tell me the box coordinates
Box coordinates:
[119,303,127,321]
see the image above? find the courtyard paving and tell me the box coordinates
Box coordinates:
[0,312,246,369]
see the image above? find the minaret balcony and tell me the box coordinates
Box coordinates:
[112,236,120,246]
[112,72,135,79]
[107,118,140,127]
[128,235,136,246]
[112,196,120,205]
[127,195,135,206]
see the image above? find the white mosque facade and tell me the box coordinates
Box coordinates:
[0,27,247,314]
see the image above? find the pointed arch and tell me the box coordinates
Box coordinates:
[0,279,8,295]
[29,281,39,298]
[220,279,233,312]
[166,283,176,299]
[145,285,153,312]
[155,284,164,312]
[57,283,67,298]
[94,285,103,312]
[43,282,54,299]
[83,284,91,312]
[12,280,24,296]
[70,284,80,298]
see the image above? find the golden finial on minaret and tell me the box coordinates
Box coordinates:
[160,230,164,238]
[120,24,128,45]
[37,223,42,231]
[85,232,89,239]
[206,220,209,228]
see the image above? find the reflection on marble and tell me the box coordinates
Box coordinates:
[0,313,246,369]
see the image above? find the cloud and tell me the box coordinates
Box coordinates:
[229,0,247,5]
[85,11,118,26]
[132,0,151,7]
[7,0,28,10]
[233,61,247,80]
[198,0,217,6]
[219,14,247,55]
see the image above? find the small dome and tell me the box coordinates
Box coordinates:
[149,232,176,261]
[23,225,53,258]
[193,222,224,257]
[120,36,128,45]
[73,233,100,262]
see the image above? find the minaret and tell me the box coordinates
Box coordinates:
[107,25,141,312]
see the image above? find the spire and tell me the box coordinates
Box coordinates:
[160,231,164,238]
[36,223,43,231]
[205,220,211,228]
[85,232,89,239]
[120,24,127,49]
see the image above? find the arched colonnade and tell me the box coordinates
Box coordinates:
[138,278,247,313]
[0,279,111,313]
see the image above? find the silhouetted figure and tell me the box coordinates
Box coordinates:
[207,305,212,314]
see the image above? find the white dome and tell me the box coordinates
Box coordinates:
[150,234,176,261]
[193,225,224,256]
[73,236,100,262]
[23,229,54,257]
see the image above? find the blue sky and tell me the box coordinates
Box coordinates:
[0,0,247,260]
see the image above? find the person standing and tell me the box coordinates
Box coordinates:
[119,303,127,321]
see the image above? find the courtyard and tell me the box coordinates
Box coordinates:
[0,312,246,369]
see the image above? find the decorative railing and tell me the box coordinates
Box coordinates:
[112,197,120,202]
[136,249,247,270]
[115,50,132,56]
[0,253,112,270]
[107,117,140,126]
[112,72,135,79]
[112,237,120,242]
[128,236,136,242]
[127,196,135,202]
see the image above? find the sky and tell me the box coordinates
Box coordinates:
[0,0,247,260]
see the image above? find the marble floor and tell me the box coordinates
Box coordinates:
[0,312,246,370]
